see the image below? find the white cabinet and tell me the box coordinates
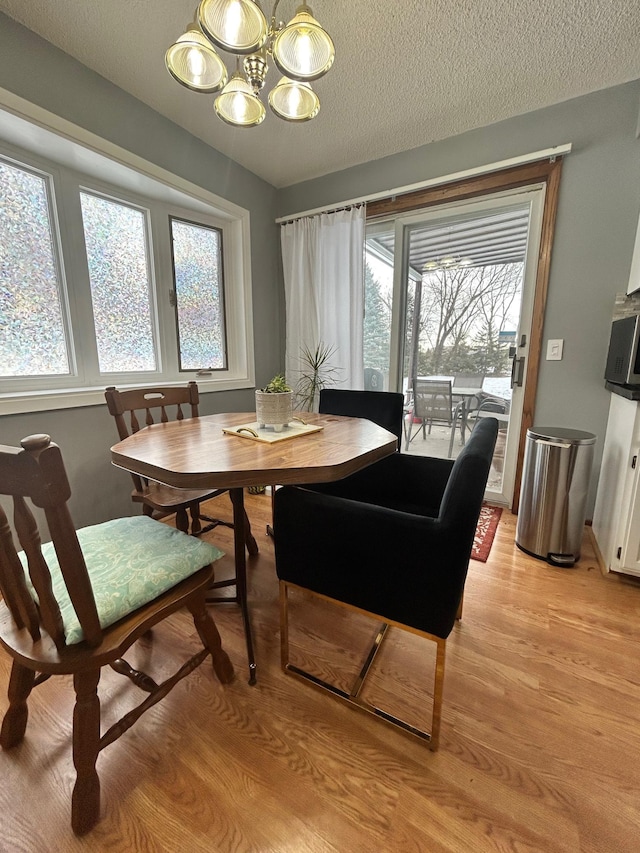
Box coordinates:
[592,392,640,575]
[627,214,640,295]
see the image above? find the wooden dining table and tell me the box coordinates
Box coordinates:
[110,411,398,684]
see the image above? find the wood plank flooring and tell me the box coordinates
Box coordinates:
[0,493,639,852]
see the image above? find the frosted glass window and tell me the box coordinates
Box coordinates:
[80,192,157,373]
[170,218,227,370]
[0,159,70,376]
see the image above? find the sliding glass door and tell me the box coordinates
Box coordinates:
[365,187,546,506]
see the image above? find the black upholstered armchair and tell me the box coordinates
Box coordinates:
[274,416,498,749]
[319,388,404,446]
[267,388,404,536]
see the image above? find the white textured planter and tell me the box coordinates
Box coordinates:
[255,390,294,431]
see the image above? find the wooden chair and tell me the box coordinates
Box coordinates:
[0,434,234,835]
[105,382,258,552]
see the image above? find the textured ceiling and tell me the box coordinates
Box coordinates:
[1,1,639,188]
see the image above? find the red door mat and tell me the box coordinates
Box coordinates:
[471,505,503,562]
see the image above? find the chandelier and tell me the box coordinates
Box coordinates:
[422,256,474,272]
[166,0,335,127]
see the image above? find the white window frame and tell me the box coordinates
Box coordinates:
[0,90,255,415]
[166,213,229,374]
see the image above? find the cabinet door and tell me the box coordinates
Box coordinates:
[593,394,637,569]
[627,214,640,295]
[621,450,640,575]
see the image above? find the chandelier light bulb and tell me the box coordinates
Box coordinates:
[423,255,475,273]
[272,4,335,81]
[187,47,206,78]
[165,25,228,92]
[215,71,266,126]
[198,0,268,54]
[269,77,320,121]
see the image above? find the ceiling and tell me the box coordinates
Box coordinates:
[1,1,639,189]
[370,206,531,276]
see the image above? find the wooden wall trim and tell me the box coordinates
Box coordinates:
[366,159,559,219]
[511,159,563,513]
[366,157,565,514]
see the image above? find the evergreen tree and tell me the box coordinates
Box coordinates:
[363,261,391,370]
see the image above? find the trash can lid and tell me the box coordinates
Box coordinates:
[527,426,596,445]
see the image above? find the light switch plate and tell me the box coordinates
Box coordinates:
[546,338,564,360]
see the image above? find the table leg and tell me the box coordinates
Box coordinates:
[449,400,466,458]
[229,487,257,685]
[266,485,275,538]
[460,399,468,444]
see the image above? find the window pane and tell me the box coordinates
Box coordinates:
[80,193,156,373]
[0,159,70,376]
[364,234,394,386]
[170,218,227,370]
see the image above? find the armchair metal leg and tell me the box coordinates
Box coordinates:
[456,591,464,621]
[280,581,446,750]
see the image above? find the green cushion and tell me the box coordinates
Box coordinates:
[21,516,224,645]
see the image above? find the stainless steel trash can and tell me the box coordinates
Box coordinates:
[516,427,596,566]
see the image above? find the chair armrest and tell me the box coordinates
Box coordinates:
[302,452,455,517]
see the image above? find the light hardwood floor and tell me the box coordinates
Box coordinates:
[0,493,639,852]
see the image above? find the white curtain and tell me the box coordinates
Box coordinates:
[280,205,365,396]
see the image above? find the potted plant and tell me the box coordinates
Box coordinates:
[295,342,341,412]
[255,374,294,431]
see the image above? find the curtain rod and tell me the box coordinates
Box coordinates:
[275,143,572,224]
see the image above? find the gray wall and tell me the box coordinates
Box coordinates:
[2,9,640,522]
[278,81,640,514]
[0,14,282,527]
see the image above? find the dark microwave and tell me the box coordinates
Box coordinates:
[605,315,640,386]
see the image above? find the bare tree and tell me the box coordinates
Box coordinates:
[419,266,488,373]
[415,263,522,374]
[472,263,522,372]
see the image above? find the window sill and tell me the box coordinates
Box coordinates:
[1,376,255,416]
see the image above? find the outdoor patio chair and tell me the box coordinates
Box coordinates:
[452,373,485,409]
[449,374,487,453]
[452,372,485,393]
[273,417,499,749]
[404,378,456,451]
[468,395,510,474]
[467,394,510,428]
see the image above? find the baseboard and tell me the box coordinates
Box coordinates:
[587,525,608,577]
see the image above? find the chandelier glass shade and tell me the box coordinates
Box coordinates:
[165,25,228,92]
[166,0,334,126]
[271,6,334,80]
[198,0,268,54]
[269,77,319,121]
[214,71,266,126]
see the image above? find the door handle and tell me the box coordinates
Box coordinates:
[510,355,525,388]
